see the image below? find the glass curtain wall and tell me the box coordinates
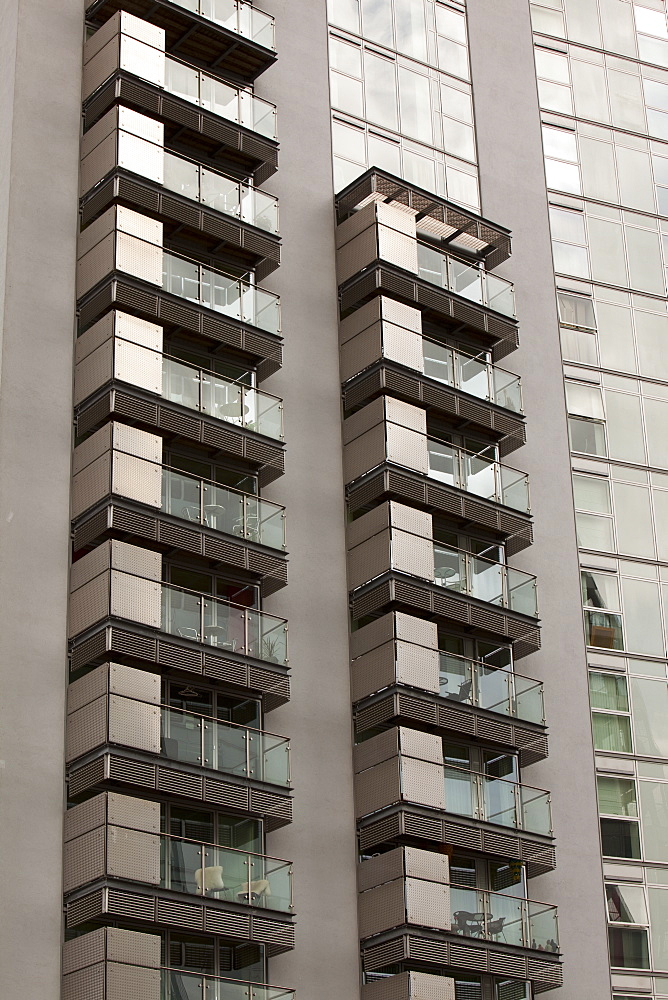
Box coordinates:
[532,0,668,987]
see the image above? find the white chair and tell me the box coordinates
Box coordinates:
[236,878,270,905]
[195,865,225,893]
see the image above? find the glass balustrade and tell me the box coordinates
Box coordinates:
[422,340,522,413]
[160,705,290,785]
[162,149,279,233]
[165,57,277,139]
[427,439,530,513]
[162,250,280,335]
[162,468,286,550]
[438,652,545,725]
[161,835,293,912]
[433,543,538,618]
[442,762,552,835]
[170,0,275,51]
[161,355,283,440]
[449,884,558,952]
[161,968,294,1000]
[160,583,288,665]
[417,242,516,318]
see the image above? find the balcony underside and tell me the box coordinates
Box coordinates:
[346,468,533,555]
[86,0,277,83]
[76,386,284,487]
[335,168,512,271]
[350,574,541,659]
[77,276,282,379]
[83,73,278,184]
[357,806,556,878]
[67,748,292,831]
[343,363,526,457]
[72,500,288,597]
[361,930,562,994]
[65,882,294,954]
[82,171,281,280]
[69,620,290,711]
[354,688,548,767]
[339,264,519,363]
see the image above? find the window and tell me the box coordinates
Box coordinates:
[597,775,637,817]
[582,572,624,649]
[601,817,642,859]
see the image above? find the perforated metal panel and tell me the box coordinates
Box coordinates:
[401,757,446,810]
[343,395,385,444]
[386,396,427,433]
[64,827,105,892]
[80,131,117,196]
[381,296,422,333]
[383,321,424,373]
[62,927,106,974]
[62,963,105,1000]
[109,662,159,703]
[395,640,440,693]
[110,571,161,627]
[69,573,110,638]
[378,225,419,274]
[392,529,434,581]
[75,339,114,405]
[347,501,390,549]
[344,423,386,484]
[66,696,108,762]
[335,200,377,249]
[405,877,450,930]
[112,452,162,508]
[351,641,396,702]
[72,454,111,519]
[389,502,431,537]
[108,693,161,752]
[377,201,417,238]
[358,878,406,939]
[340,323,383,382]
[399,727,442,764]
[108,792,159,833]
[353,726,399,772]
[107,826,160,884]
[82,35,122,101]
[116,231,163,286]
[119,32,165,87]
[387,424,429,474]
[404,847,449,884]
[350,611,397,658]
[339,296,382,342]
[118,130,164,184]
[395,612,438,647]
[355,757,401,817]
[357,845,404,892]
[116,310,163,351]
[337,227,378,285]
[115,339,162,394]
[114,423,162,463]
[107,926,160,966]
[64,792,107,842]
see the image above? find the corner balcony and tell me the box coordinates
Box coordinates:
[85,0,276,82]
[353,728,555,877]
[350,611,547,765]
[357,848,561,993]
[82,13,278,182]
[68,540,289,705]
[63,927,294,1000]
[71,423,287,593]
[343,396,533,553]
[66,662,291,826]
[63,792,294,949]
[80,106,281,278]
[74,311,284,483]
[340,296,525,455]
[335,198,518,362]
[347,501,539,657]
[76,206,283,375]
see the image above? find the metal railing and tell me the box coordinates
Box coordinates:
[160,833,293,911]
[165,56,277,139]
[432,542,538,618]
[161,353,283,439]
[427,439,530,513]
[417,242,516,318]
[439,651,544,725]
[162,248,280,335]
[170,0,275,50]
[162,467,286,549]
[440,761,552,835]
[162,147,279,233]
[161,582,288,665]
[161,704,290,785]
[422,339,522,413]
[448,884,558,951]
[160,968,293,1000]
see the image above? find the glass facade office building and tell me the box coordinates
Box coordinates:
[0,1,666,999]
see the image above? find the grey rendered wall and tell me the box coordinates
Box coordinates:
[0,0,83,995]
[466,3,611,997]
[254,1,362,997]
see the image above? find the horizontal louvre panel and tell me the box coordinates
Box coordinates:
[156,768,203,798]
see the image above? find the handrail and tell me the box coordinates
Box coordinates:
[438,650,545,725]
[422,338,523,413]
[417,239,516,318]
[168,0,276,51]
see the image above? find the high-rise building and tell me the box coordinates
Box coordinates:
[1,0,667,998]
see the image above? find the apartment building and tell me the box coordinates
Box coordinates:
[0,1,666,999]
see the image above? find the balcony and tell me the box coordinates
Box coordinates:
[66,663,292,820]
[63,927,295,1000]
[85,0,276,81]
[82,13,278,180]
[438,651,544,725]
[353,728,555,872]
[417,243,515,319]
[339,297,525,454]
[335,199,518,361]
[80,107,280,276]
[342,398,533,551]
[432,542,537,619]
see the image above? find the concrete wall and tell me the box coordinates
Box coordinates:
[255,1,362,996]
[0,0,83,995]
[466,3,612,997]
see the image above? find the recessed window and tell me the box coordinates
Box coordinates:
[600,817,642,859]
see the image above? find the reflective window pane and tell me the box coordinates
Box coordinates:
[597,776,638,817]
[601,818,641,858]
